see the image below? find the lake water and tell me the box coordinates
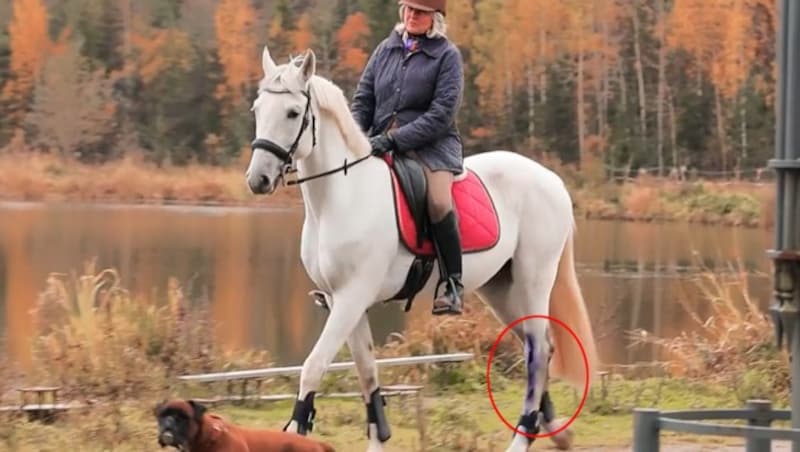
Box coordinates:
[0,202,775,369]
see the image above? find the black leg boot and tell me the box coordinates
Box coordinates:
[431,210,464,315]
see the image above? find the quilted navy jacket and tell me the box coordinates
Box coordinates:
[350,30,465,174]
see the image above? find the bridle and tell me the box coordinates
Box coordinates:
[250,86,372,187]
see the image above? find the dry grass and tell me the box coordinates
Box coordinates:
[0,338,26,406]
[374,295,535,392]
[25,259,271,403]
[627,257,789,403]
[571,177,771,228]
[619,182,671,221]
[0,151,301,206]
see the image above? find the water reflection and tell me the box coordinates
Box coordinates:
[0,202,774,368]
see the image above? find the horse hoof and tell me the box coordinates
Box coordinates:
[547,419,575,450]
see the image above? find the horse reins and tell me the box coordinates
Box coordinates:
[250,87,373,187]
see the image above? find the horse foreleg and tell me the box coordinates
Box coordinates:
[346,313,390,451]
[283,289,367,436]
[506,321,552,452]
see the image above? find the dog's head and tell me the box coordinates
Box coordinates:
[154,399,207,449]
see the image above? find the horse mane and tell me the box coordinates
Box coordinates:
[308,75,372,159]
[259,55,372,160]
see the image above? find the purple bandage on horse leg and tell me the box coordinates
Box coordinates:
[525,333,537,404]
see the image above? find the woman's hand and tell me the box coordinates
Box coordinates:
[369,132,396,156]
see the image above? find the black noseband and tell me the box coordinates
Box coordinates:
[251,138,291,163]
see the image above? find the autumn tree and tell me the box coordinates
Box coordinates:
[359,0,397,49]
[292,13,314,54]
[441,0,482,150]
[667,0,775,171]
[179,0,218,46]
[214,0,261,160]
[0,0,10,29]
[131,28,213,164]
[0,0,782,174]
[0,25,11,145]
[25,38,117,160]
[335,12,371,91]
[0,29,9,89]
[77,0,125,71]
[267,0,295,61]
[472,0,514,145]
[1,0,51,135]
[143,0,183,28]
[307,0,349,77]
[215,0,260,105]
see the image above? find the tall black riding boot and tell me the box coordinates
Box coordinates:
[431,210,464,315]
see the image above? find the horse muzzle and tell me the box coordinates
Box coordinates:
[247,172,275,195]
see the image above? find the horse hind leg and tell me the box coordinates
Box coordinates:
[502,310,552,452]
[479,260,574,451]
[345,312,391,452]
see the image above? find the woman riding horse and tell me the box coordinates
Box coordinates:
[350,0,466,316]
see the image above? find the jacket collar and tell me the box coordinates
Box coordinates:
[387,30,448,58]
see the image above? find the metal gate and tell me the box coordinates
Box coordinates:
[632,0,800,450]
[633,400,800,451]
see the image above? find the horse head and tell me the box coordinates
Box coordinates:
[246,45,318,195]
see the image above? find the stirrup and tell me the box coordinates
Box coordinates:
[432,278,463,315]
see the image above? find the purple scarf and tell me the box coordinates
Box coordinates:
[404,36,420,53]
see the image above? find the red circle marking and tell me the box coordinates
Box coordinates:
[485,314,590,439]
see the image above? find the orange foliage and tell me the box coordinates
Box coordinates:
[131,29,194,84]
[473,0,573,118]
[668,0,775,99]
[1,0,51,124]
[214,0,260,102]
[291,13,313,53]
[445,0,476,47]
[473,0,511,115]
[336,12,370,74]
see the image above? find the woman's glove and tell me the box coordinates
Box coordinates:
[369,132,396,156]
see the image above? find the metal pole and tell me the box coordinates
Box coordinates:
[745,399,773,452]
[786,0,800,165]
[769,1,800,452]
[787,2,800,451]
[632,408,660,452]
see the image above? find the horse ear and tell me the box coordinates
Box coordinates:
[298,48,316,85]
[262,45,277,77]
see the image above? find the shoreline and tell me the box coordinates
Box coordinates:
[0,189,771,229]
[0,152,774,229]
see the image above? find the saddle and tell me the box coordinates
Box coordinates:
[381,151,500,312]
[391,153,430,249]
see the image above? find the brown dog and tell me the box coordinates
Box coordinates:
[154,399,335,452]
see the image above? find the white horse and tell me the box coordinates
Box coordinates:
[245,44,600,452]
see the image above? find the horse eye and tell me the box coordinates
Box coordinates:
[287,109,300,119]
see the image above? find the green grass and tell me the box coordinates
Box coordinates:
[1,375,778,451]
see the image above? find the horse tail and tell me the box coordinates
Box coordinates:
[547,220,600,390]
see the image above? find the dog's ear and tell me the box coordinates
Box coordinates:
[153,399,168,417]
[188,400,207,422]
